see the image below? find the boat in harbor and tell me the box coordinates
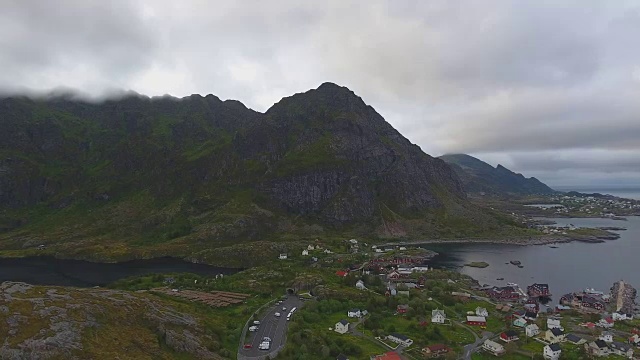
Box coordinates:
[510,260,521,266]
[585,288,604,296]
[497,278,504,281]
[507,282,518,287]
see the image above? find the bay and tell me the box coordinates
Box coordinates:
[423,216,640,304]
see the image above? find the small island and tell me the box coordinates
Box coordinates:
[465,261,489,268]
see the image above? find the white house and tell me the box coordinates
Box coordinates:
[348,309,361,318]
[476,307,489,317]
[547,318,564,331]
[307,244,315,250]
[585,340,610,357]
[348,239,358,244]
[323,249,333,254]
[613,312,633,321]
[278,253,288,260]
[302,249,309,256]
[629,334,640,346]
[387,333,413,347]
[482,340,505,356]
[545,328,565,343]
[543,343,562,360]
[431,309,446,324]
[334,320,349,334]
[526,324,540,337]
[355,280,366,290]
[597,318,614,328]
[566,334,586,345]
[399,246,407,250]
[610,342,634,358]
[599,331,613,343]
[411,266,429,272]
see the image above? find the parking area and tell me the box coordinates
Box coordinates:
[238,294,304,359]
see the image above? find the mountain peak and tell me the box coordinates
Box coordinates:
[316,81,350,92]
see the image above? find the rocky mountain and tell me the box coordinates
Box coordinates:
[0,84,520,263]
[439,154,554,195]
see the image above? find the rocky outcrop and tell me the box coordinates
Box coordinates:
[0,282,222,359]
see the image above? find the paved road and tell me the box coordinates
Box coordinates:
[238,295,303,359]
[460,326,493,360]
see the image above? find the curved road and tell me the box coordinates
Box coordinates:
[238,295,303,360]
[453,320,493,360]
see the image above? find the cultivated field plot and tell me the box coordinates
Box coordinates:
[152,288,250,307]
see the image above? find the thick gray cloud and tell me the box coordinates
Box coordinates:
[1,0,639,188]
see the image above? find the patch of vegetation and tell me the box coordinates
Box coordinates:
[465,261,489,268]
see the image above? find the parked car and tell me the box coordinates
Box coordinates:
[243,344,252,349]
[263,337,271,342]
[274,312,281,317]
[253,321,260,325]
[249,326,258,332]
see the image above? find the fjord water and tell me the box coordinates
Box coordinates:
[0,256,237,287]
[425,216,640,303]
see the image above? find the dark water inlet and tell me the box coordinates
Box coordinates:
[0,256,238,287]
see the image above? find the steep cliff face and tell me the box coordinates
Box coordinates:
[250,83,466,221]
[439,153,554,195]
[0,84,510,260]
[1,83,464,220]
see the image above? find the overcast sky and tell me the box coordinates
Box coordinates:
[2,0,639,188]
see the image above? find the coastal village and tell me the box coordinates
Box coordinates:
[536,194,640,217]
[253,237,640,359]
[509,193,640,220]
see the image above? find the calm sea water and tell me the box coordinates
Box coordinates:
[0,256,237,287]
[424,216,640,304]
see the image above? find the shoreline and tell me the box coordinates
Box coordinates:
[377,233,620,248]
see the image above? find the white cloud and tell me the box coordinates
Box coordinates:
[1,0,639,187]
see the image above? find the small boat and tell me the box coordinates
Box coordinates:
[550,246,558,248]
[585,288,604,296]
[496,278,504,281]
[507,282,518,287]
[510,260,521,266]
[517,265,524,268]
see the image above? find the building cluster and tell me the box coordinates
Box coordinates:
[560,290,610,312]
[542,194,640,216]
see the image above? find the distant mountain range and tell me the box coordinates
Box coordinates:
[439,154,555,195]
[0,83,523,263]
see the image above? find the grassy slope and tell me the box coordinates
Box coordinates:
[0,282,242,359]
[0,97,534,265]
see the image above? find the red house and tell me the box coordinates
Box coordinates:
[397,304,409,314]
[527,283,551,297]
[335,270,348,277]
[500,330,520,342]
[466,316,487,326]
